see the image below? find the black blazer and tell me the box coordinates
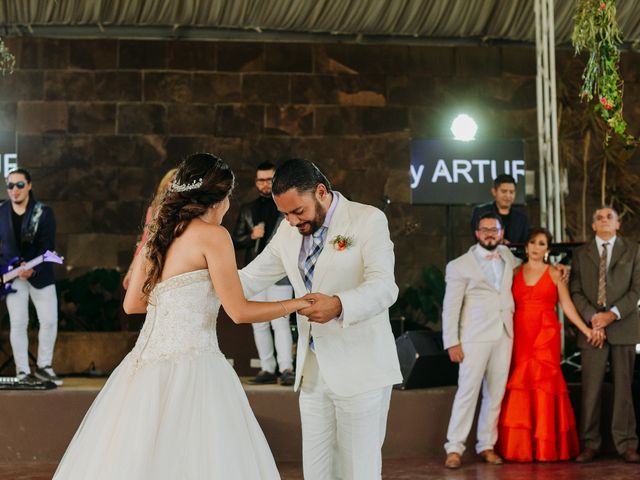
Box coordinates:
[470,201,529,245]
[0,195,57,289]
[232,198,289,286]
[232,199,280,267]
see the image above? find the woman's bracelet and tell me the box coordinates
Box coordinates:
[278,301,289,316]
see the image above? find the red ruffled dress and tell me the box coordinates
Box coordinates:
[496,267,580,462]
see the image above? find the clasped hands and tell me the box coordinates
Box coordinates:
[586,310,616,348]
[586,327,606,348]
[295,293,343,324]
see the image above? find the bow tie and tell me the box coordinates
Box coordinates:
[484,251,500,260]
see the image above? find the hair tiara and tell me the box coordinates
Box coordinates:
[169,177,203,193]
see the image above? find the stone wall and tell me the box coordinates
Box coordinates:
[0,38,639,291]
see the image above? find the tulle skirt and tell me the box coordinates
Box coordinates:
[54,351,281,479]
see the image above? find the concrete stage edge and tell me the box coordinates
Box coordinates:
[0,380,615,464]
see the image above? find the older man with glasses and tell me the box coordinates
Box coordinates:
[0,168,61,386]
[570,206,640,463]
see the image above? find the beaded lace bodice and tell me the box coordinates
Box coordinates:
[129,269,221,368]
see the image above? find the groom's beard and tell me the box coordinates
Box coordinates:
[295,198,327,235]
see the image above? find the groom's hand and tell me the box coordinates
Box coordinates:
[299,293,342,323]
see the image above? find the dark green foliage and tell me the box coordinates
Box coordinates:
[0,38,15,75]
[572,0,636,146]
[57,269,122,331]
[392,265,445,328]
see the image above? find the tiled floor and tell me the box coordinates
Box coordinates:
[2,456,638,479]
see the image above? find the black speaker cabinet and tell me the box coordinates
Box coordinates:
[395,330,459,389]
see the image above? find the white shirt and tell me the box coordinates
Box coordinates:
[473,244,505,291]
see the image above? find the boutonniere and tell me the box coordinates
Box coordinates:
[330,235,353,251]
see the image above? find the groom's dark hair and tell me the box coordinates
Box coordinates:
[272,158,332,196]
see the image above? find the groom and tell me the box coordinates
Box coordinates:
[240,159,402,480]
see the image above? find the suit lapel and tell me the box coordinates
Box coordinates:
[586,240,600,268]
[497,246,512,290]
[282,226,306,293]
[609,237,625,271]
[310,193,349,291]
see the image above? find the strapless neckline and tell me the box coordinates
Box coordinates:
[153,269,210,295]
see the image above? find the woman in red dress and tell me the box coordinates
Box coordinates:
[497,228,603,462]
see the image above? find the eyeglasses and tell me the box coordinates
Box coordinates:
[477,227,501,234]
[256,178,273,184]
[6,181,26,190]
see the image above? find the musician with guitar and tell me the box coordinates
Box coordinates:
[0,168,62,386]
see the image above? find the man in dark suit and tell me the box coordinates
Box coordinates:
[232,161,294,386]
[0,168,61,385]
[570,206,640,463]
[470,174,529,245]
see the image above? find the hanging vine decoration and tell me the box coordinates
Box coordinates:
[0,38,15,76]
[572,0,635,146]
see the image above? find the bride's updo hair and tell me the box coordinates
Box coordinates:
[142,153,235,296]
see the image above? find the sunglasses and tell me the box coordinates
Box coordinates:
[6,181,27,190]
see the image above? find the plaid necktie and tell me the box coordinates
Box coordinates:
[303,226,327,291]
[597,242,609,307]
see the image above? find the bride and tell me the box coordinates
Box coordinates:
[54,153,310,479]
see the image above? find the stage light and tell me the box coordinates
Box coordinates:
[450,114,477,141]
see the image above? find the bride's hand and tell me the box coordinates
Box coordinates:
[297,293,342,323]
[291,297,314,312]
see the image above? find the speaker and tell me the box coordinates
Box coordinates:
[395,330,459,390]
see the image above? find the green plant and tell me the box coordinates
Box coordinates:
[391,265,445,328]
[57,269,123,331]
[0,38,15,75]
[572,0,635,146]
[557,56,640,240]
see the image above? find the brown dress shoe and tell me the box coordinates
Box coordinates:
[621,449,640,463]
[478,449,503,465]
[575,447,598,463]
[444,452,462,469]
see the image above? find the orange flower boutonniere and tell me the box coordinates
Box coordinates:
[330,235,353,251]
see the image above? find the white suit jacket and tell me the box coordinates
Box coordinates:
[441,245,517,350]
[239,193,402,396]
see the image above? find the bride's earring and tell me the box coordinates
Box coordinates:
[544,252,549,263]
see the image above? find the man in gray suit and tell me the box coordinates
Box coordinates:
[442,213,520,468]
[570,206,640,463]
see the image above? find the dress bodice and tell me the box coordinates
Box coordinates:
[129,269,221,368]
[512,266,558,312]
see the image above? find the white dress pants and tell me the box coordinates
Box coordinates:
[299,350,392,480]
[250,284,294,373]
[444,327,512,455]
[6,279,58,374]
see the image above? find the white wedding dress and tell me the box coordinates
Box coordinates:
[54,269,281,480]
